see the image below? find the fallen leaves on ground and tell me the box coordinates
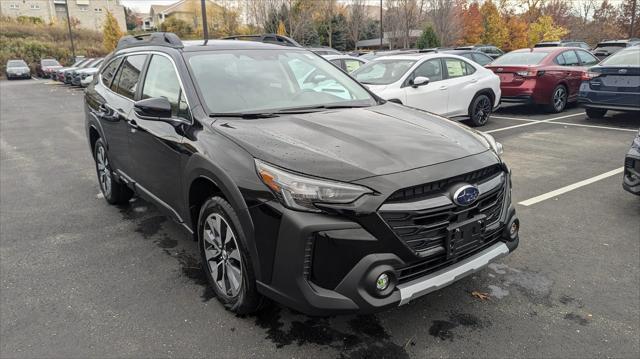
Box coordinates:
[471,291,490,301]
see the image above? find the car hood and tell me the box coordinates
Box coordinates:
[212,103,490,182]
[363,84,390,93]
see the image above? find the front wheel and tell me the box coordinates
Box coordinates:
[468,94,493,127]
[198,197,263,314]
[585,108,607,119]
[94,138,132,204]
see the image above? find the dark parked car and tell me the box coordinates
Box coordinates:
[5,60,31,79]
[485,47,599,112]
[441,49,495,66]
[592,39,640,60]
[578,46,639,118]
[455,45,504,59]
[307,47,342,56]
[535,40,591,50]
[86,32,519,315]
[623,130,640,195]
[36,58,63,78]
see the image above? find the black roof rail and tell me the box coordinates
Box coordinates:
[116,32,183,50]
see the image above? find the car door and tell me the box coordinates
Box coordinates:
[559,50,584,98]
[441,57,478,117]
[127,54,189,217]
[402,58,448,114]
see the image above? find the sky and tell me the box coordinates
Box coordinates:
[120,0,177,13]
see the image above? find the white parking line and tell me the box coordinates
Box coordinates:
[492,116,538,122]
[518,167,624,206]
[485,113,584,133]
[549,121,638,132]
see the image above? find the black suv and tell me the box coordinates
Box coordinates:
[85,32,519,315]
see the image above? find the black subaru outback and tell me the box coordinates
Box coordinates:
[85,33,519,315]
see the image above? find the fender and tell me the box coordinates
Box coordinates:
[183,154,262,282]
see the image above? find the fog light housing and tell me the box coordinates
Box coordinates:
[505,217,519,241]
[376,273,390,291]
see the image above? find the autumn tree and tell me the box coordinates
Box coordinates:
[618,0,640,37]
[591,0,625,43]
[416,24,441,48]
[103,10,123,52]
[460,1,483,45]
[346,0,367,49]
[528,15,568,44]
[160,17,193,37]
[277,20,287,35]
[480,0,508,47]
[504,15,529,50]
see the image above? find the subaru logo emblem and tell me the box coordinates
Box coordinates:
[618,68,627,74]
[497,68,503,72]
[452,184,480,206]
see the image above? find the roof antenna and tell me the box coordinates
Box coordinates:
[201,0,209,45]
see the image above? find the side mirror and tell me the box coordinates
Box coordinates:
[134,97,172,120]
[411,76,430,88]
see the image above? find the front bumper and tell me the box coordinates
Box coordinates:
[252,156,518,315]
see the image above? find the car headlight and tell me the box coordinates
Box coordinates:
[632,130,640,150]
[255,159,373,212]
[478,132,503,157]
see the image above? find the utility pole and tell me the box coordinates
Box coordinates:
[64,1,76,60]
[379,0,383,49]
[201,0,209,44]
[631,0,637,38]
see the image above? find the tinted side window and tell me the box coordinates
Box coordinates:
[562,51,580,66]
[472,53,493,66]
[413,59,443,82]
[112,55,147,99]
[100,58,122,87]
[142,55,187,118]
[577,50,599,66]
[344,59,363,72]
[444,58,473,78]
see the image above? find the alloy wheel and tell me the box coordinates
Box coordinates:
[203,213,243,298]
[96,145,111,197]
[473,96,492,124]
[553,87,566,111]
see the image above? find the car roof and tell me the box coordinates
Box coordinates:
[322,54,364,61]
[372,53,471,62]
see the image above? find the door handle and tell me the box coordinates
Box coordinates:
[439,86,448,90]
[470,78,479,83]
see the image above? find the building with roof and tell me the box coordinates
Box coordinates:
[0,0,126,32]
[148,0,221,31]
[356,30,422,50]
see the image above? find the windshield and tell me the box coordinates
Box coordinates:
[352,59,416,85]
[42,59,60,66]
[187,50,376,114]
[534,43,558,47]
[491,51,550,65]
[594,43,626,53]
[7,60,27,68]
[601,49,640,66]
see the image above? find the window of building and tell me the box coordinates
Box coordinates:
[9,4,19,9]
[95,8,103,12]
[78,6,88,12]
[30,4,41,10]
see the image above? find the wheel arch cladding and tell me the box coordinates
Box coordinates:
[184,154,262,281]
[469,88,495,113]
[89,126,100,156]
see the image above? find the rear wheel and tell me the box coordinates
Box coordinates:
[198,197,263,314]
[468,94,493,127]
[94,138,132,204]
[585,108,607,119]
[546,85,568,113]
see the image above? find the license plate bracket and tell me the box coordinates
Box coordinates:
[446,215,486,258]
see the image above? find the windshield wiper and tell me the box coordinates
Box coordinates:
[209,112,279,119]
[273,104,371,114]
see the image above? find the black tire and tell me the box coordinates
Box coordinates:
[468,93,493,127]
[585,108,607,119]
[93,138,133,205]
[198,196,263,314]
[546,84,568,113]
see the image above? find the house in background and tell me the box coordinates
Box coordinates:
[0,0,126,32]
[149,0,221,31]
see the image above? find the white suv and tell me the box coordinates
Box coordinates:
[352,53,501,126]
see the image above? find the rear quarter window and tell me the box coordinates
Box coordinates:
[100,58,122,88]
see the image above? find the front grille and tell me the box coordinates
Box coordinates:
[380,173,505,254]
[396,228,503,284]
[386,165,502,203]
[379,167,507,283]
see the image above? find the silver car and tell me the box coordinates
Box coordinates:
[5,60,31,80]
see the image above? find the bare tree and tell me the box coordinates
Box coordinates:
[347,0,367,49]
[426,0,461,46]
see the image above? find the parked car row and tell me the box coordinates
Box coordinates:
[50,57,104,87]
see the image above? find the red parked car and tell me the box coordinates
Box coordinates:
[486,47,600,112]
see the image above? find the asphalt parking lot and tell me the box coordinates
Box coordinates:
[1,78,638,358]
